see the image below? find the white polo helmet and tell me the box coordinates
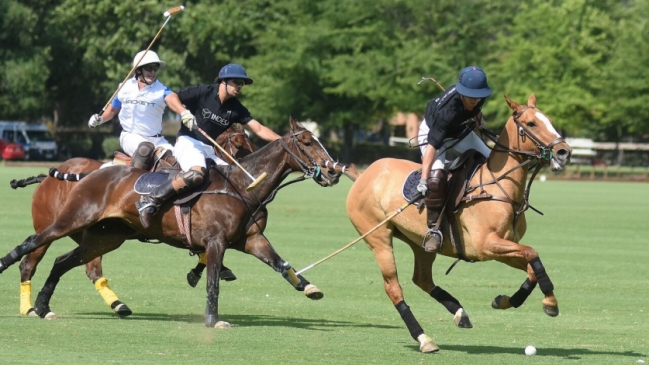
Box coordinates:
[132,50,166,69]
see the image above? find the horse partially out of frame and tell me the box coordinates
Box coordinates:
[346,94,571,353]
[6,116,343,324]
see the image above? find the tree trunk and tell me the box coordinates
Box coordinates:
[343,121,354,164]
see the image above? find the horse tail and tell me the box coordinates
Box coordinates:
[10,174,48,189]
[48,167,92,182]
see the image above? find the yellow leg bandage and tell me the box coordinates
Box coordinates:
[95,277,119,306]
[20,281,32,316]
[198,252,207,265]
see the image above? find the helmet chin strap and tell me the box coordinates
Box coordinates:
[223,80,235,98]
[136,68,156,86]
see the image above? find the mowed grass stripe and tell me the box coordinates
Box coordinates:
[0,165,646,364]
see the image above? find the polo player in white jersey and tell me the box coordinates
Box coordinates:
[88,50,196,169]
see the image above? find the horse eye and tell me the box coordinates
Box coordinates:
[526,121,537,128]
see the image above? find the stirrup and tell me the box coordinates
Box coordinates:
[422,228,443,253]
[136,199,157,213]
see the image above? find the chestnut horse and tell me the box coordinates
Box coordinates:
[8,120,335,322]
[346,95,571,353]
[11,126,262,318]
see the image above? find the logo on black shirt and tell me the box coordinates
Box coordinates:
[202,108,229,126]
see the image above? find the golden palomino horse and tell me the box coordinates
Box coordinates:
[346,94,571,353]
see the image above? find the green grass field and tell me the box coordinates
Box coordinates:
[0,164,647,364]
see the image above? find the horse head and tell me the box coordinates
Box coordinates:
[504,94,572,171]
[282,116,344,187]
[215,124,257,163]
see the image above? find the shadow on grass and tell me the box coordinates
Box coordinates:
[71,312,402,331]
[439,344,645,359]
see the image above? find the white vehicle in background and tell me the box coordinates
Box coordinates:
[0,121,58,161]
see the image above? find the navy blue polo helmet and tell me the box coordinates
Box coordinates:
[217,63,253,85]
[455,66,491,98]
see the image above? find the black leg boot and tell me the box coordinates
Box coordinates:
[422,169,448,253]
[136,179,177,229]
[136,167,207,229]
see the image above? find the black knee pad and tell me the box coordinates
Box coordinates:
[181,167,208,187]
[131,142,155,170]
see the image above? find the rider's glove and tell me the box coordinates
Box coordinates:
[88,114,103,128]
[181,110,197,131]
[416,178,428,195]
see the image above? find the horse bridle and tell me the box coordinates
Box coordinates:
[511,107,566,162]
[218,130,253,158]
[278,129,324,179]
[468,107,568,224]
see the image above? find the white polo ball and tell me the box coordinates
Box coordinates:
[525,345,537,356]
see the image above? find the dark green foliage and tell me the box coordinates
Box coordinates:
[0,0,647,148]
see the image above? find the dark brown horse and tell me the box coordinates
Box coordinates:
[10,123,324,319]
[346,95,571,352]
[0,117,344,327]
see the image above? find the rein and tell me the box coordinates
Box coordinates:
[466,107,565,228]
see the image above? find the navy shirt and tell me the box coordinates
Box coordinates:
[177,84,253,145]
[425,85,485,149]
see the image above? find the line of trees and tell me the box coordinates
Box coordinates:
[2,0,648,154]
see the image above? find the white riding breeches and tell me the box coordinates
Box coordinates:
[174,135,228,171]
[419,119,490,170]
[119,131,173,157]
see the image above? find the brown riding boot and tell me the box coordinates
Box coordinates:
[422,169,448,253]
[136,167,207,229]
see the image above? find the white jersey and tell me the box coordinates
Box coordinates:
[111,78,172,137]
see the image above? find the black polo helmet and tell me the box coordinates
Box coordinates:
[455,66,491,98]
[216,63,253,85]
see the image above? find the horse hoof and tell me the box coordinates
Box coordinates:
[187,271,201,287]
[543,304,559,317]
[220,269,237,282]
[27,308,38,317]
[491,295,511,310]
[453,308,473,329]
[304,284,324,300]
[113,302,133,317]
[417,334,440,353]
[215,321,231,329]
[43,312,57,320]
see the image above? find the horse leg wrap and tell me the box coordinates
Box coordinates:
[0,245,28,273]
[20,281,33,315]
[530,257,554,295]
[395,301,424,340]
[508,278,537,308]
[430,286,462,315]
[131,142,155,170]
[94,277,119,306]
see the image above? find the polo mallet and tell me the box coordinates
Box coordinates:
[295,192,423,275]
[96,5,185,122]
[418,76,446,92]
[197,127,267,191]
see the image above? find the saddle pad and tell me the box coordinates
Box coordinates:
[402,169,424,208]
[134,172,170,195]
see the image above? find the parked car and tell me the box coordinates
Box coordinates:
[0,121,58,160]
[0,137,26,160]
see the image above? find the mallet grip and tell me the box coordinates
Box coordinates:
[164,5,184,17]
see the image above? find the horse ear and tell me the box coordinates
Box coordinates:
[528,93,537,108]
[289,115,304,130]
[504,95,520,112]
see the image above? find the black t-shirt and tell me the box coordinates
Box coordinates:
[177,84,253,144]
[425,85,485,149]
